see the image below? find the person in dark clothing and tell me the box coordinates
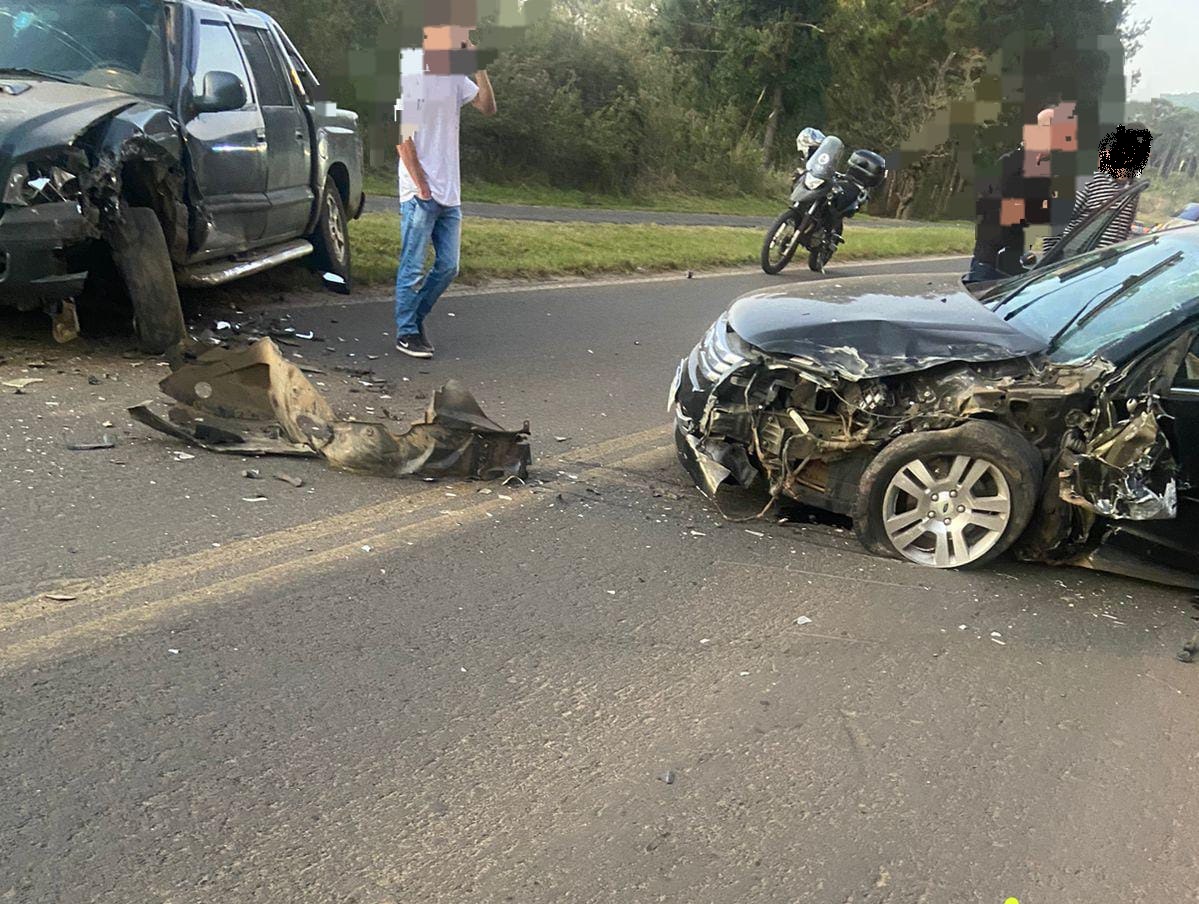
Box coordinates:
[968,145,1026,282]
[966,104,1076,283]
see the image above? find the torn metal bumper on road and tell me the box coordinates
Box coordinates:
[130,339,531,481]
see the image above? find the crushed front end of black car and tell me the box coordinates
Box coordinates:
[669,286,1196,585]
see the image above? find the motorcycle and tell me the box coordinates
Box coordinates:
[761,135,888,274]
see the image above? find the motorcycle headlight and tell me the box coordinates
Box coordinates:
[802,172,825,191]
[3,158,83,207]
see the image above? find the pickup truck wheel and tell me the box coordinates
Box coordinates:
[108,207,186,354]
[312,178,352,294]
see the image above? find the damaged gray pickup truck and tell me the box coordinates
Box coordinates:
[0,0,363,351]
[671,225,1199,589]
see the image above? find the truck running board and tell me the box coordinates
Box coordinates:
[177,240,313,288]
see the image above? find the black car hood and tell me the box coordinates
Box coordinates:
[0,78,138,172]
[727,288,1047,380]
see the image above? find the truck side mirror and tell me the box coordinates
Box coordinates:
[193,71,247,114]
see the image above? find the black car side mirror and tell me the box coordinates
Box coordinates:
[1020,251,1038,270]
[193,71,247,114]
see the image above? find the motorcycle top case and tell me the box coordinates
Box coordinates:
[846,149,886,189]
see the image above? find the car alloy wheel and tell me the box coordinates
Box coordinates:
[881,454,1012,567]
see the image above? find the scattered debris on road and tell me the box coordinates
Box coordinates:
[66,436,116,451]
[129,339,531,481]
[795,616,813,626]
[3,377,44,391]
[242,469,262,479]
[657,770,676,785]
[273,472,305,488]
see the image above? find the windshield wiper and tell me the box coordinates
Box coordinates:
[0,67,71,84]
[992,245,1130,314]
[1048,250,1184,351]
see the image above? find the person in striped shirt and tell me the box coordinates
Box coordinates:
[1042,123,1153,252]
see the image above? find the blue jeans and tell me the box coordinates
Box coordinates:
[395,197,462,337]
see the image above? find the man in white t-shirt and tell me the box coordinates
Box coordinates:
[394,25,496,359]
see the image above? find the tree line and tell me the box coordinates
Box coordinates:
[256,0,1164,217]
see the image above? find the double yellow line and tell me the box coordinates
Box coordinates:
[0,426,675,673]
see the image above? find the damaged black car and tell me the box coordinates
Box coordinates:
[0,0,363,351]
[670,225,1199,588]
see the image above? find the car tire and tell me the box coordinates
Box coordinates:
[311,177,352,294]
[852,420,1043,569]
[108,206,187,355]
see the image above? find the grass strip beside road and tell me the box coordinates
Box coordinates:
[363,171,786,216]
[347,214,973,286]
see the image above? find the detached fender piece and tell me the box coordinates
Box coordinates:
[130,339,531,481]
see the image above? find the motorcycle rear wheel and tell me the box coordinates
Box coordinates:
[807,224,843,273]
[808,245,833,273]
[761,210,803,274]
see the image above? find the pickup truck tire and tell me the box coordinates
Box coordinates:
[108,207,187,354]
[312,178,352,294]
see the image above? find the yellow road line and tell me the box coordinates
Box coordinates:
[0,495,533,673]
[0,482,461,625]
[0,433,680,672]
[558,425,671,464]
[1,424,673,626]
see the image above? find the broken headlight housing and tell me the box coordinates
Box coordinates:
[3,157,84,207]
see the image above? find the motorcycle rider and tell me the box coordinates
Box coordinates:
[792,127,826,184]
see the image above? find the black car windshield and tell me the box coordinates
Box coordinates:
[0,0,166,97]
[985,228,1199,364]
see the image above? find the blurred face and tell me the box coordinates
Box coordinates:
[422,0,478,74]
[1023,103,1077,154]
[422,24,477,73]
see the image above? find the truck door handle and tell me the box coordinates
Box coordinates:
[295,130,305,141]
[255,128,267,143]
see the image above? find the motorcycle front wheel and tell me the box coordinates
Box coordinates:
[761,210,803,274]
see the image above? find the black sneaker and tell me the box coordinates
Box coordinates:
[396,333,433,358]
[418,325,435,353]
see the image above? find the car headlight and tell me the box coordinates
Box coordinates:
[3,159,83,207]
[802,172,825,190]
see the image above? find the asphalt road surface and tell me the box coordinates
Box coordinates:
[362,195,936,229]
[2,256,1197,904]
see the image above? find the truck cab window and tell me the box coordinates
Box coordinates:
[234,25,290,108]
[193,20,252,106]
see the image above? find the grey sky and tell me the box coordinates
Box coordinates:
[1127,0,1196,101]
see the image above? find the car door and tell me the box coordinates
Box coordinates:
[183,11,268,255]
[232,21,314,242]
[1034,180,1150,269]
